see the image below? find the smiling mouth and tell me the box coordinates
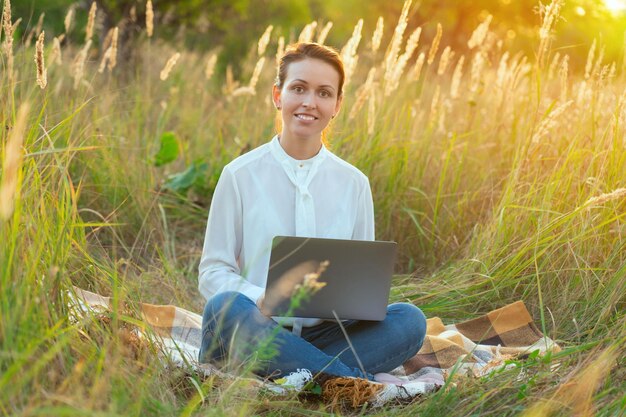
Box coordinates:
[295,114,317,121]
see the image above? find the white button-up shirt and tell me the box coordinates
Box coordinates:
[198,135,375,327]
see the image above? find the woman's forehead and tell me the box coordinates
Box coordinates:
[284,58,340,88]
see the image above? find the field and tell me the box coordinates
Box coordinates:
[1,0,625,415]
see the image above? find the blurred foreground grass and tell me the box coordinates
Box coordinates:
[1,0,625,415]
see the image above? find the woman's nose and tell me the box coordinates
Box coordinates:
[302,92,317,108]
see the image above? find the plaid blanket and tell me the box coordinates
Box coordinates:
[69,288,560,406]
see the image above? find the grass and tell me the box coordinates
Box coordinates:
[1,0,625,415]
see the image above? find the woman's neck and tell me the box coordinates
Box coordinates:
[278,134,323,160]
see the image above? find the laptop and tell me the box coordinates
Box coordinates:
[260,236,397,321]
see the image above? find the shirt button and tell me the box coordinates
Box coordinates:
[299,164,303,168]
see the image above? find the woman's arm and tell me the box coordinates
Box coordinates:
[198,167,264,303]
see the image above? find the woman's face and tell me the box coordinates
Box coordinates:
[272,57,343,144]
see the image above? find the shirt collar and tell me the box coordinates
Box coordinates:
[269,135,327,170]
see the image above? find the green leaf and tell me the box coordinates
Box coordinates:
[164,161,208,193]
[154,132,179,167]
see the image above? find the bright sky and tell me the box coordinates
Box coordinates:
[603,0,626,13]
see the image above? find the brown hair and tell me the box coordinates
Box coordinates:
[276,42,345,97]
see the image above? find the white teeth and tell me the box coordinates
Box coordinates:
[296,114,315,121]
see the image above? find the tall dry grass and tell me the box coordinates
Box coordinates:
[0,0,624,415]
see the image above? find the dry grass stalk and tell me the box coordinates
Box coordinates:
[231,86,256,97]
[35,11,44,35]
[410,52,425,81]
[341,19,363,88]
[531,100,573,143]
[64,6,74,34]
[317,21,333,45]
[224,65,238,94]
[35,31,47,89]
[371,16,384,54]
[429,84,441,126]
[86,2,97,41]
[383,0,411,77]
[591,44,605,80]
[467,14,492,50]
[450,55,465,99]
[437,45,452,75]
[257,25,273,56]
[495,52,510,91]
[73,40,92,89]
[547,52,560,80]
[160,52,180,81]
[349,67,376,120]
[97,46,111,73]
[204,53,217,80]
[129,5,137,23]
[146,0,154,37]
[367,90,376,135]
[298,21,317,43]
[385,26,421,95]
[584,188,626,209]
[108,27,118,71]
[537,0,563,67]
[427,23,443,65]
[248,56,265,91]
[559,54,569,102]
[275,36,285,66]
[584,39,596,79]
[51,36,62,65]
[2,0,13,83]
[0,102,30,221]
[469,52,486,94]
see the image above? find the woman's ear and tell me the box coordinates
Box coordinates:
[272,84,282,109]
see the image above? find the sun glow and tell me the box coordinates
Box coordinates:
[603,0,626,14]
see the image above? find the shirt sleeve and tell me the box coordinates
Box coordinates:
[352,176,375,241]
[198,166,265,303]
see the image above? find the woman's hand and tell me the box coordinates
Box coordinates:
[256,293,265,312]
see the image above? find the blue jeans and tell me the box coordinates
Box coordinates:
[198,291,427,381]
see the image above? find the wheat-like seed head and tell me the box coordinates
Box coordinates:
[205,53,217,80]
[537,0,563,67]
[559,55,569,102]
[51,36,62,65]
[86,2,97,41]
[584,39,596,80]
[257,25,273,56]
[410,52,425,81]
[108,27,118,71]
[35,31,46,89]
[35,11,44,36]
[73,40,92,89]
[146,0,154,37]
[468,14,492,50]
[437,45,452,75]
[531,100,573,143]
[591,44,605,80]
[2,0,13,84]
[249,56,265,91]
[469,52,486,94]
[427,23,442,65]
[0,102,30,220]
[98,47,111,73]
[130,5,137,23]
[349,67,376,120]
[317,21,333,45]
[450,55,465,99]
[584,188,626,209]
[367,89,376,135]
[298,21,317,43]
[371,16,384,54]
[160,52,180,81]
[428,85,441,127]
[275,36,285,67]
[495,52,510,90]
[548,52,560,80]
[383,0,411,76]
[64,6,74,34]
[385,26,420,96]
[341,19,363,88]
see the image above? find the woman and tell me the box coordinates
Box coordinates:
[198,42,426,384]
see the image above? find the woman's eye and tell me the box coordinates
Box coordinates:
[319,90,331,98]
[293,86,304,93]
